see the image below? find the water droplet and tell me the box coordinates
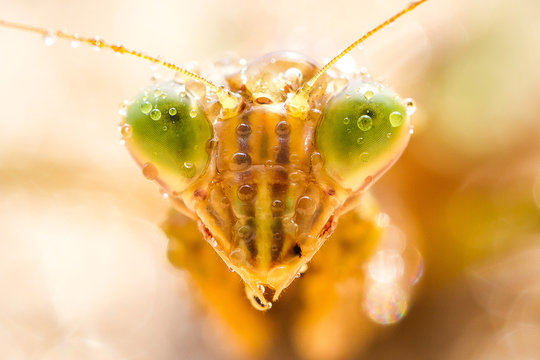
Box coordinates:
[142,162,158,180]
[149,109,161,121]
[140,101,152,114]
[120,124,132,138]
[43,33,57,46]
[296,196,316,215]
[153,88,162,97]
[189,108,198,118]
[357,115,373,131]
[70,38,81,48]
[343,117,350,125]
[356,137,364,145]
[275,121,291,136]
[389,111,403,127]
[364,90,374,99]
[289,170,303,183]
[360,152,370,162]
[237,225,253,239]
[117,106,127,117]
[229,248,246,266]
[386,132,392,139]
[310,152,323,170]
[230,152,251,171]
[236,123,251,136]
[404,98,416,115]
[208,237,218,247]
[271,199,284,212]
[168,107,177,116]
[92,37,102,51]
[183,162,196,178]
[162,125,168,131]
[237,184,256,201]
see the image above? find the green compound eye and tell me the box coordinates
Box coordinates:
[122,81,212,192]
[317,81,412,190]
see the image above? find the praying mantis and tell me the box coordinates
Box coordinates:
[0,0,431,358]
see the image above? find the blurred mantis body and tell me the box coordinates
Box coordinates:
[0,0,428,354]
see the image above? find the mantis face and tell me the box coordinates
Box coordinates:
[122,52,414,309]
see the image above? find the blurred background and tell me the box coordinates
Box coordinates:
[0,0,539,359]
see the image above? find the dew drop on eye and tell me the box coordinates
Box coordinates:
[149,109,161,121]
[389,111,403,127]
[357,115,373,131]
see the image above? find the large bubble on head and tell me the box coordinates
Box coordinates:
[122,81,212,192]
[317,81,412,191]
[239,52,319,104]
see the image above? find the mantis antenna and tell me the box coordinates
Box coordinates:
[0,19,242,112]
[286,0,430,117]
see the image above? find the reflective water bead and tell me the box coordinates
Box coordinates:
[360,152,370,162]
[140,101,152,114]
[231,152,252,171]
[271,199,284,212]
[142,162,158,180]
[149,109,162,121]
[236,123,252,136]
[189,108,198,118]
[120,124,133,138]
[168,107,177,116]
[357,137,364,145]
[275,121,291,136]
[208,237,218,247]
[183,162,196,178]
[357,115,373,131]
[70,38,81,48]
[92,37,102,51]
[237,184,256,201]
[364,90,374,99]
[43,32,57,46]
[153,88,162,97]
[389,111,403,127]
[343,117,350,124]
[404,98,416,115]
[185,80,207,99]
[229,248,246,267]
[296,196,316,215]
[237,225,253,239]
